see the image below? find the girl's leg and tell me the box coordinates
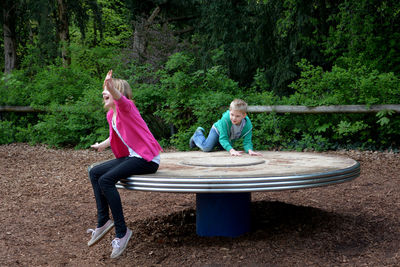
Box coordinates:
[97,157,158,238]
[193,127,220,152]
[89,158,125,228]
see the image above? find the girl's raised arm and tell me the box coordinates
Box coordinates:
[103,70,121,100]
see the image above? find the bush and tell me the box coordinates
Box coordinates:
[288,59,400,105]
[0,71,32,106]
[1,53,399,152]
[277,59,400,150]
[0,121,15,144]
[27,65,97,107]
[30,81,108,148]
[70,45,120,80]
[0,65,107,148]
[152,52,243,150]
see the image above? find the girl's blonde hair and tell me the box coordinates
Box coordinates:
[113,78,133,100]
[229,99,248,113]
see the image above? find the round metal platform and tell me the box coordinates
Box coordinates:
[109,151,360,237]
[116,151,360,193]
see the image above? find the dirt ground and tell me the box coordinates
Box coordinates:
[0,143,399,266]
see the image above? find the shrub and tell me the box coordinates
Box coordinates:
[1,53,399,152]
[0,71,32,106]
[280,59,400,150]
[0,121,15,145]
[30,81,107,148]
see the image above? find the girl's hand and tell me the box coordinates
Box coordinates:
[229,149,243,156]
[91,142,104,152]
[248,149,262,156]
[90,138,110,152]
[103,70,114,91]
[103,69,121,100]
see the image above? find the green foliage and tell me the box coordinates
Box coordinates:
[0,71,31,106]
[0,65,98,108]
[325,0,400,74]
[28,66,95,107]
[130,81,171,142]
[0,64,107,148]
[23,0,59,67]
[152,52,241,150]
[288,59,400,106]
[0,113,38,144]
[30,85,108,148]
[196,0,334,95]
[2,0,400,155]
[70,45,120,79]
[90,0,132,47]
[234,58,400,152]
[289,133,330,152]
[0,121,15,145]
[277,60,400,150]
[2,48,400,152]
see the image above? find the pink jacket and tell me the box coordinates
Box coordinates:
[106,95,162,161]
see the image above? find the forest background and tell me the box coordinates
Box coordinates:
[1,0,400,152]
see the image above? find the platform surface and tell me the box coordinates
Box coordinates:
[157,151,356,177]
[116,151,360,193]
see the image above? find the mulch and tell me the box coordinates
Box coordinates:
[0,143,399,266]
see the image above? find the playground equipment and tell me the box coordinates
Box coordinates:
[115,151,360,237]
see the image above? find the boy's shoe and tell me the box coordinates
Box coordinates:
[111,228,133,259]
[87,220,114,247]
[196,127,205,132]
[189,127,205,148]
[189,134,196,148]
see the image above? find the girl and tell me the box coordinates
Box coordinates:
[87,70,162,258]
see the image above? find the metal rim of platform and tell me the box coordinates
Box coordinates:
[116,162,360,193]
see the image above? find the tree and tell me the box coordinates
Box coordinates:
[1,0,18,73]
[195,0,335,94]
[121,0,197,70]
[57,0,70,66]
[0,0,103,72]
[325,0,400,73]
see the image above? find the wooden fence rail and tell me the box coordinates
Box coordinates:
[0,106,43,112]
[1,104,400,114]
[247,104,400,113]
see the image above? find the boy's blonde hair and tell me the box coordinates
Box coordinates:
[229,99,247,113]
[113,78,133,100]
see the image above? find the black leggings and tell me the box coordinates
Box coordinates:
[88,156,159,238]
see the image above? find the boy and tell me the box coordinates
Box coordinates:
[189,99,262,156]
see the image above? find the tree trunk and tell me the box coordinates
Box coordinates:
[57,0,71,66]
[133,6,161,62]
[2,1,17,73]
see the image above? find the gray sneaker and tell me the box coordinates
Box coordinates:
[87,220,114,247]
[110,228,132,259]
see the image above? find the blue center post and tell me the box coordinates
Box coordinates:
[196,192,251,237]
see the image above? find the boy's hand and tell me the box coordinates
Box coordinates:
[229,149,243,156]
[248,149,262,156]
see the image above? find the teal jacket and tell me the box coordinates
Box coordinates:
[213,110,253,153]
